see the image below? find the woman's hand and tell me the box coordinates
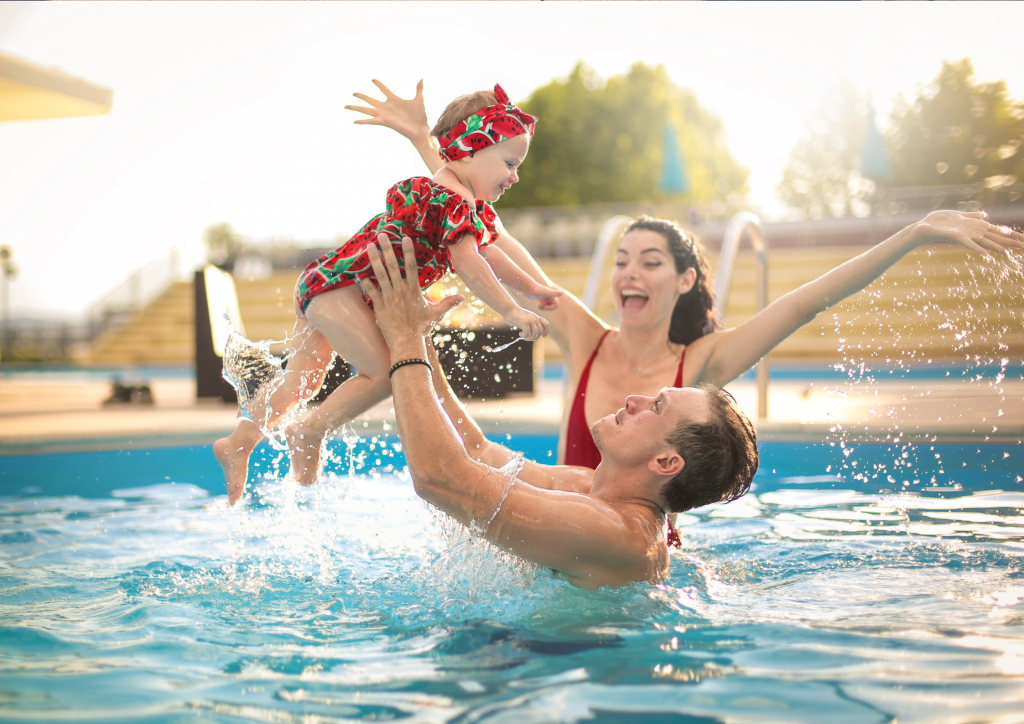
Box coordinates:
[361,233,464,348]
[910,210,1024,257]
[504,306,550,341]
[345,79,431,143]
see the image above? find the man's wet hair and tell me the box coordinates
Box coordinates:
[661,384,758,513]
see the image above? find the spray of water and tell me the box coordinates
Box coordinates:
[820,243,1024,494]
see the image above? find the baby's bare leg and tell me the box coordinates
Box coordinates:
[215,316,334,504]
[288,285,392,486]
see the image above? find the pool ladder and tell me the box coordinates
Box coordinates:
[584,212,769,420]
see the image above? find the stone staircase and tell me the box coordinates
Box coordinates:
[84,281,195,365]
[83,245,1023,366]
[716,244,1024,363]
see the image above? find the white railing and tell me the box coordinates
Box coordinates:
[715,212,769,419]
[86,246,184,338]
[582,215,632,310]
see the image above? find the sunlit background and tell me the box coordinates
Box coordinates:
[2,1,1024,322]
[4,6,1024,720]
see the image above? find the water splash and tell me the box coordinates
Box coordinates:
[479,453,525,531]
[221,330,286,435]
[818,244,1024,496]
[221,326,341,450]
[483,338,523,354]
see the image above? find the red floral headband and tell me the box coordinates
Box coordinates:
[437,84,537,162]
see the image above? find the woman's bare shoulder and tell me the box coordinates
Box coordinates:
[681,327,731,386]
[560,300,611,363]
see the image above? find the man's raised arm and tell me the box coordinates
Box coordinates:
[360,236,654,588]
[423,342,594,494]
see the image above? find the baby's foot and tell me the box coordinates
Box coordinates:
[213,437,250,505]
[286,420,326,487]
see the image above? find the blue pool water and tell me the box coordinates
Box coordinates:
[1,436,1023,723]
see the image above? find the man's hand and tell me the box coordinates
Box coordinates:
[360,233,464,349]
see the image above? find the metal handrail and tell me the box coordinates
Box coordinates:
[715,212,770,420]
[582,215,632,310]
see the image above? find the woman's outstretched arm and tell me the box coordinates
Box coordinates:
[688,210,1024,388]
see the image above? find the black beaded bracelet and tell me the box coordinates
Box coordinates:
[389,358,433,378]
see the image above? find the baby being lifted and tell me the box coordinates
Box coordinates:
[215,84,560,504]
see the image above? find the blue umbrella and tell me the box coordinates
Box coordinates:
[659,123,691,194]
[860,104,891,181]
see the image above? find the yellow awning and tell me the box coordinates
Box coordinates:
[0,50,113,122]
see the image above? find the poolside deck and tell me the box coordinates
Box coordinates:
[1,367,1021,456]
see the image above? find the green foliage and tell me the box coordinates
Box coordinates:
[204,222,242,265]
[777,79,875,219]
[780,59,1024,219]
[888,58,1024,188]
[499,62,748,209]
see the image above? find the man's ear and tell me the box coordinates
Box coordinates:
[649,450,684,478]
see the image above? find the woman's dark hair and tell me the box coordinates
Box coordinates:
[623,217,717,345]
[661,384,759,513]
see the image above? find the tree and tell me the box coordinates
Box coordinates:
[888,58,1024,189]
[779,59,1024,219]
[499,62,748,209]
[204,222,242,268]
[777,78,875,219]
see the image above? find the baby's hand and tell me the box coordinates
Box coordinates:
[504,307,550,342]
[345,80,429,142]
[524,282,562,311]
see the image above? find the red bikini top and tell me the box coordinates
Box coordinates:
[565,331,685,467]
[563,330,686,547]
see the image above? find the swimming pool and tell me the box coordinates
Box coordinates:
[1,436,1022,723]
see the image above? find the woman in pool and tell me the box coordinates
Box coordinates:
[347,81,1024,470]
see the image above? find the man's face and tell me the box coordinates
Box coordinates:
[591,387,709,467]
[463,134,529,203]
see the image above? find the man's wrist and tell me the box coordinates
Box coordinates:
[388,333,427,363]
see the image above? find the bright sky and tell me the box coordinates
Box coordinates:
[2,1,1023,320]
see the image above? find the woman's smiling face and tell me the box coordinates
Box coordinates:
[612,228,695,329]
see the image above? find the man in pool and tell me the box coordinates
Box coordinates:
[361,235,758,589]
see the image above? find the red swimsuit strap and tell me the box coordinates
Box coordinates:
[674,346,686,387]
[563,330,611,469]
[565,331,687,548]
[578,329,612,393]
[667,346,686,548]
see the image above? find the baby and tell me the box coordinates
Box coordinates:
[215,84,560,504]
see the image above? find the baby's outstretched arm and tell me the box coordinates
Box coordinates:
[448,235,549,341]
[480,245,562,311]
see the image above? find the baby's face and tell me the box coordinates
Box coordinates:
[464,134,529,203]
